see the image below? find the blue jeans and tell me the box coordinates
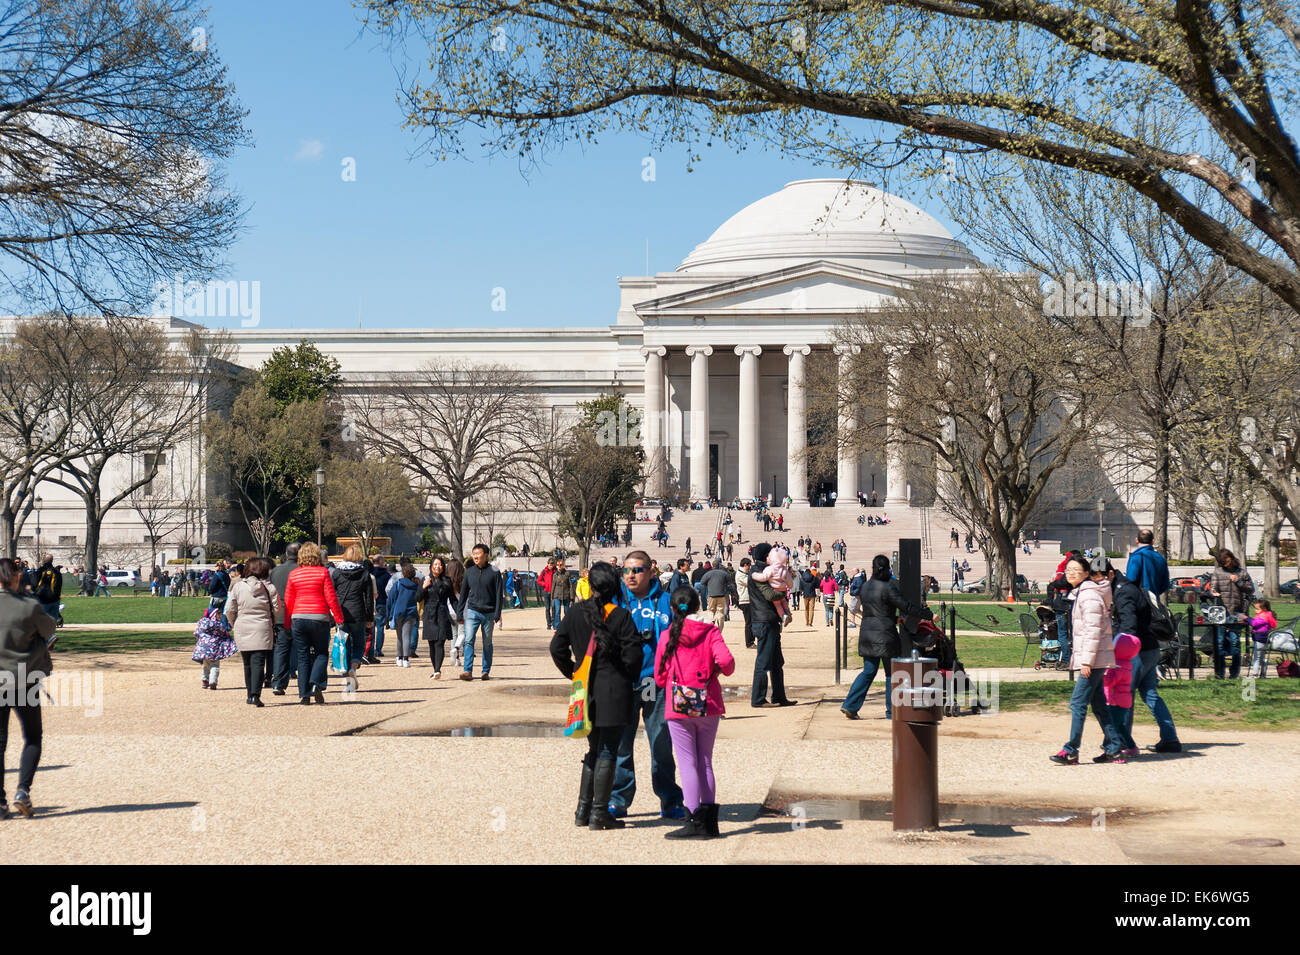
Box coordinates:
[272,625,294,691]
[1122,647,1178,746]
[292,618,331,699]
[843,656,893,717]
[373,603,386,655]
[823,598,835,626]
[1214,625,1242,678]
[342,621,366,668]
[611,676,683,812]
[463,608,494,675]
[1062,668,1123,756]
[39,601,59,622]
[1055,612,1071,664]
[551,598,571,629]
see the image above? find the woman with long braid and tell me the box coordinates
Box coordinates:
[654,585,735,839]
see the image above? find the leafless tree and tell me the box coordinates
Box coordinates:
[348,361,537,558]
[44,317,233,576]
[0,0,249,314]
[810,270,1116,597]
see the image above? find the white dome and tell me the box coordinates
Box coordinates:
[676,178,977,275]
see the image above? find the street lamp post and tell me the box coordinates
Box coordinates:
[34,496,42,561]
[1096,498,1105,553]
[315,467,326,548]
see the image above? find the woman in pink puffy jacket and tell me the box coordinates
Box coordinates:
[654,585,735,840]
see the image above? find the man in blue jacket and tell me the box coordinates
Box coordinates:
[611,549,685,820]
[1125,530,1171,598]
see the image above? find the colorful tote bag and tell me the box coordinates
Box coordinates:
[329,626,349,673]
[564,602,617,739]
[565,635,597,739]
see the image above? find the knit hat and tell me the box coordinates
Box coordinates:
[751,542,772,565]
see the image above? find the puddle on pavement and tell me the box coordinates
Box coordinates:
[422,723,569,738]
[397,722,648,739]
[762,792,1152,828]
[499,685,569,698]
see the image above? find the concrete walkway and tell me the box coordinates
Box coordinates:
[6,607,1297,864]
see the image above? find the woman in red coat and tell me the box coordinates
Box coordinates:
[283,542,344,704]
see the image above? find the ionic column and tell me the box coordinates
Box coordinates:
[734,345,762,499]
[641,345,667,497]
[835,344,860,504]
[783,344,811,506]
[685,345,713,501]
[885,345,908,505]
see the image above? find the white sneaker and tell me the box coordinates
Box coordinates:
[395,657,403,666]
[401,658,409,668]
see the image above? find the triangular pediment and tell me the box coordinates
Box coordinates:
[632,259,949,317]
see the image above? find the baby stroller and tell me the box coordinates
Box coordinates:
[912,618,982,717]
[1024,605,1064,670]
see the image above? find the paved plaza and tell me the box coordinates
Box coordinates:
[6,607,1297,865]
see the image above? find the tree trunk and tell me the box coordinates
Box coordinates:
[0,510,14,559]
[450,497,465,559]
[1175,499,1195,561]
[1153,438,1171,554]
[1262,498,1282,598]
[83,500,102,586]
[577,540,590,570]
[991,531,1018,599]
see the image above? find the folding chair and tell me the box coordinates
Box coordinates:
[1019,613,1040,668]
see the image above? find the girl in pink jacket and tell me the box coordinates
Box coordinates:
[654,585,735,840]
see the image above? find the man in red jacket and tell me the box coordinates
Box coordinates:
[538,556,556,628]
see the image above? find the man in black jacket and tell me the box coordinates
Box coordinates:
[841,555,931,719]
[33,554,62,624]
[748,543,796,708]
[1110,568,1181,754]
[456,543,503,680]
[269,542,300,694]
[330,547,375,681]
[371,557,392,659]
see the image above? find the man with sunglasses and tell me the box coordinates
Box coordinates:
[610,549,685,820]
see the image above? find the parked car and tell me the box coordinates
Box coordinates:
[959,574,1030,594]
[1168,573,1212,603]
[104,569,140,589]
[1280,579,1299,596]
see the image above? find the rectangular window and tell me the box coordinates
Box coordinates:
[17,536,32,547]
[58,535,77,546]
[143,452,167,497]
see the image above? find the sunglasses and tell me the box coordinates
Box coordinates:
[623,566,648,575]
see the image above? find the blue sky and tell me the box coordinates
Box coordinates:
[209,0,965,330]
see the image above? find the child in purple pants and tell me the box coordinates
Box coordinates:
[654,585,735,840]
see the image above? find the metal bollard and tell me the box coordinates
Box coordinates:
[890,651,943,831]
[834,606,842,684]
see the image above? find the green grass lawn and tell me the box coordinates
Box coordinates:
[991,677,1300,731]
[59,595,211,624]
[53,629,198,654]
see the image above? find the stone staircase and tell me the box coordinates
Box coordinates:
[588,504,1067,587]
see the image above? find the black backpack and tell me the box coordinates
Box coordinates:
[35,567,57,602]
[1147,590,1177,642]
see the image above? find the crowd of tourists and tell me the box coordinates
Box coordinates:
[0,519,1232,826]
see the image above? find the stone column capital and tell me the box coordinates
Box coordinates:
[734,345,763,358]
[639,345,667,359]
[685,345,713,358]
[833,343,861,358]
[782,344,812,357]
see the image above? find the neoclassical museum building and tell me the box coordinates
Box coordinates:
[15,179,1247,563]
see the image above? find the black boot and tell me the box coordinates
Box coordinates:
[664,808,703,840]
[588,760,624,831]
[701,803,721,838]
[575,760,595,827]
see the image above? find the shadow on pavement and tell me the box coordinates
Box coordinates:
[34,800,200,818]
